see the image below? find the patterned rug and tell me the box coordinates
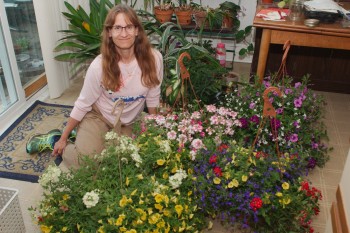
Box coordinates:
[0,100,73,182]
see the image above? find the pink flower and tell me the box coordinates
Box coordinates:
[289,133,298,142]
[191,139,204,150]
[294,98,303,108]
[206,105,217,113]
[167,130,177,140]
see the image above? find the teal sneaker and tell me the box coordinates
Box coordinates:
[68,128,77,143]
[26,129,62,154]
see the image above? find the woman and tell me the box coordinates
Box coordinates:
[52,4,163,169]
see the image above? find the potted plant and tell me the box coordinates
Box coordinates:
[218,1,241,30]
[153,0,174,23]
[174,0,193,26]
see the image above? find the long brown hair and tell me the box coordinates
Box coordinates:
[100,4,160,91]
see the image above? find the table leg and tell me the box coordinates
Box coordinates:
[257,29,272,83]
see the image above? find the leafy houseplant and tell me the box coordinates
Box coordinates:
[54,0,121,71]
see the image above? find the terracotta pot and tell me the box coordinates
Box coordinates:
[261,0,274,3]
[193,11,208,28]
[154,6,174,23]
[221,16,233,30]
[175,8,192,25]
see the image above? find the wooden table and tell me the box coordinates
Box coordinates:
[253,4,350,82]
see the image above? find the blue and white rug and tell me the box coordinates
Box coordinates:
[0,100,72,182]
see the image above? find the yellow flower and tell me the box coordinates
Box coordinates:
[163,172,169,179]
[171,166,178,173]
[40,225,52,233]
[179,221,186,232]
[228,179,239,188]
[154,193,164,203]
[282,182,290,190]
[131,189,138,196]
[62,194,69,200]
[283,197,291,205]
[119,195,128,207]
[82,22,90,32]
[148,213,160,224]
[157,159,166,165]
[137,174,144,180]
[176,153,181,161]
[126,177,130,186]
[155,203,163,211]
[208,221,213,229]
[108,218,114,225]
[276,192,283,197]
[157,220,166,228]
[115,214,126,226]
[97,226,105,233]
[125,230,137,233]
[136,208,147,221]
[213,177,221,184]
[242,175,248,182]
[119,227,127,232]
[163,209,171,217]
[188,191,192,196]
[62,227,68,232]
[175,204,183,217]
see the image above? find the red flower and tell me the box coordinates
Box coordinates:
[218,144,229,152]
[209,155,217,164]
[37,216,43,222]
[301,181,309,191]
[213,166,222,177]
[250,197,263,211]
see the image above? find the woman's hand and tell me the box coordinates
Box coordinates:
[52,138,68,156]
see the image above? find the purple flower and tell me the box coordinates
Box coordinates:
[293,121,299,128]
[294,82,302,88]
[294,98,303,108]
[239,118,249,129]
[270,118,281,129]
[289,133,298,142]
[307,157,317,169]
[263,81,271,88]
[311,142,319,149]
[256,92,260,96]
[250,115,260,124]
[276,108,283,114]
[285,88,293,95]
[269,97,274,104]
[249,102,256,109]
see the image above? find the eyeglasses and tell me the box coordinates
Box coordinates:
[111,24,136,34]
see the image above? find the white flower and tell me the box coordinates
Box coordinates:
[159,140,171,153]
[169,169,187,189]
[83,190,100,208]
[131,152,142,167]
[38,165,62,187]
[105,131,118,140]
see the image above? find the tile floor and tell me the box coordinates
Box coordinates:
[0,62,349,233]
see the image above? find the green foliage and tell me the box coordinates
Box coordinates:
[54,0,116,70]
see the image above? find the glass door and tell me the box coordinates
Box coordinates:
[0,0,46,133]
[4,0,46,96]
[0,3,18,115]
